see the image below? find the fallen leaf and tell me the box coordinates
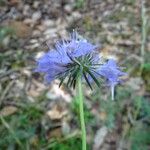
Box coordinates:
[47,128,62,139]
[9,21,32,38]
[0,106,18,117]
[46,105,68,120]
[8,0,20,6]
[99,111,107,121]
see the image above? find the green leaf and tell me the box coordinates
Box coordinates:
[59,77,66,87]
[83,72,93,90]
[142,63,150,71]
[70,67,80,88]
[87,70,100,87]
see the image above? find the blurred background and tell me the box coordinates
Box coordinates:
[0,0,150,149]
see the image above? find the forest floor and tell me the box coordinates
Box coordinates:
[0,0,150,150]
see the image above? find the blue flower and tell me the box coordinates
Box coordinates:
[35,31,98,85]
[35,31,127,100]
[97,59,127,100]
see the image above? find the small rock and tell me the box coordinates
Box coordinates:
[46,83,72,102]
[36,25,45,31]
[23,4,30,16]
[42,20,55,27]
[66,16,73,23]
[32,11,42,22]
[24,18,34,25]
[3,37,10,46]
[30,39,38,44]
[64,4,73,14]
[126,77,144,91]
[32,30,41,37]
[46,91,58,100]
[35,52,45,59]
[43,28,57,36]
[21,68,31,77]
[33,1,40,9]
[72,11,82,19]
[93,126,108,150]
[30,43,40,49]
[61,120,71,135]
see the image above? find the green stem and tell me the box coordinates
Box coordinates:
[77,77,86,150]
[141,0,146,61]
[140,0,147,75]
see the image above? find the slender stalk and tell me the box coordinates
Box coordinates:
[135,0,147,122]
[77,77,86,150]
[141,0,147,61]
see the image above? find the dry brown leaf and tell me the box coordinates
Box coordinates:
[9,21,32,38]
[99,111,107,121]
[8,0,20,5]
[46,105,68,120]
[47,128,62,139]
[0,106,18,117]
[29,135,39,147]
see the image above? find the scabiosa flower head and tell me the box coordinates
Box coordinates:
[35,31,100,88]
[35,31,127,100]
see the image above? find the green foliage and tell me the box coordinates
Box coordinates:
[142,63,150,71]
[0,26,15,49]
[75,0,84,9]
[0,59,149,150]
[49,137,82,150]
[140,98,150,119]
[0,26,14,40]
[130,124,150,150]
[129,97,150,150]
[0,105,43,149]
